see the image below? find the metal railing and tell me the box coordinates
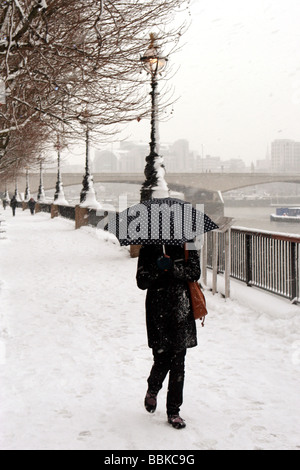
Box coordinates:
[206,227,300,302]
[20,201,300,303]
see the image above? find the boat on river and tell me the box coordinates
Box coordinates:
[270,207,300,223]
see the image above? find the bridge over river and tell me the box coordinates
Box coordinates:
[2,171,300,218]
[3,171,299,193]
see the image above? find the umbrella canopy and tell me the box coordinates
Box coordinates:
[106,197,218,246]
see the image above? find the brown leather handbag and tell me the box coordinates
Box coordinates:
[185,246,207,327]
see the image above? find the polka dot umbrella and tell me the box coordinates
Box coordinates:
[107,197,218,246]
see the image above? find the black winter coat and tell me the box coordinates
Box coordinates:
[136,244,201,352]
[10,197,17,208]
[28,199,36,210]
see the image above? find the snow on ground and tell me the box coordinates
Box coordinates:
[0,208,299,450]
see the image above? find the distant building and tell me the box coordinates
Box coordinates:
[295,142,300,172]
[222,158,246,173]
[89,138,258,174]
[271,139,300,172]
[117,141,147,173]
[93,150,118,173]
[201,155,221,172]
[255,158,272,172]
[164,139,196,172]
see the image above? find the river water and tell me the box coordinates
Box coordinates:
[224,205,300,236]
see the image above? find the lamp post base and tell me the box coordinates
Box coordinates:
[140,152,169,201]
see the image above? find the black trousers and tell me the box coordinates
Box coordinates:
[147,348,187,416]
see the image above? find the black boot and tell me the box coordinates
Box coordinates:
[168,414,186,429]
[144,390,157,413]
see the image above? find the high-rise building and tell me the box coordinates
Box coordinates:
[271,139,300,172]
[294,142,300,172]
[164,139,196,172]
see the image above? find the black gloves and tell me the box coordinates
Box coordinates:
[156,255,173,271]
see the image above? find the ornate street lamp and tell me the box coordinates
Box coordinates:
[80,111,92,203]
[24,169,31,202]
[53,135,68,205]
[37,160,45,202]
[79,111,99,208]
[140,34,170,201]
[14,175,20,201]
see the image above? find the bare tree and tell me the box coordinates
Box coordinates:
[0,0,190,179]
[0,116,51,180]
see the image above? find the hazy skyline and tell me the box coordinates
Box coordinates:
[63,0,300,167]
[119,0,300,165]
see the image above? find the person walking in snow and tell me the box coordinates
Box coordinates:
[10,196,18,217]
[136,243,200,429]
[28,198,36,215]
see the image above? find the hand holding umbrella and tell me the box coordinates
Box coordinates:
[156,253,173,271]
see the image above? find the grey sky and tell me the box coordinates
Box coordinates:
[123,0,300,165]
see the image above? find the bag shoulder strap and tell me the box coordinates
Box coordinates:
[184,243,188,262]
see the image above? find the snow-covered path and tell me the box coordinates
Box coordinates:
[0,209,299,450]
